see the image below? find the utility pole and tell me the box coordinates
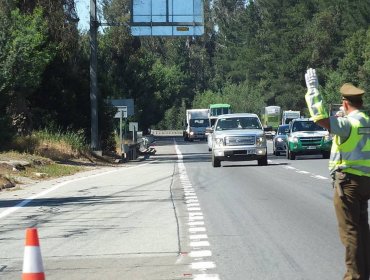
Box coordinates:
[90,0,99,151]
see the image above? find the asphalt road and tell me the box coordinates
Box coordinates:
[0,136,347,279]
[178,138,344,279]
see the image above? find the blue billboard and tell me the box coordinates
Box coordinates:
[131,0,204,36]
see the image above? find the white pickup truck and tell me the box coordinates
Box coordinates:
[210,113,268,167]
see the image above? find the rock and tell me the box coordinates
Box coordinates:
[0,176,15,190]
[34,172,48,178]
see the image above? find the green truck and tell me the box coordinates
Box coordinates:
[261,106,281,138]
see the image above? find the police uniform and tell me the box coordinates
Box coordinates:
[329,83,370,280]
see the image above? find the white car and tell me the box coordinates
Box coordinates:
[211,113,268,167]
[206,127,213,151]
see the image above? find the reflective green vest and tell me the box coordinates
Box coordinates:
[329,111,370,177]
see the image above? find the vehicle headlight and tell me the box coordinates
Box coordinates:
[289,136,299,143]
[276,137,284,142]
[256,136,266,146]
[214,137,224,146]
[190,131,194,135]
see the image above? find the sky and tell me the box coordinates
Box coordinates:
[76,0,90,31]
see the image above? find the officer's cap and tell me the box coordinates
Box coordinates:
[340,83,365,100]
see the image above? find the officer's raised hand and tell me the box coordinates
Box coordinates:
[304,68,328,122]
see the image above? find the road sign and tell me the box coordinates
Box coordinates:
[114,106,127,118]
[129,122,138,132]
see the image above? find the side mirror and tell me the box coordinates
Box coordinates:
[205,127,214,134]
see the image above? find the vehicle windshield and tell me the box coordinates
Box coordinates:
[292,121,326,132]
[277,125,289,135]
[216,117,261,131]
[190,119,209,127]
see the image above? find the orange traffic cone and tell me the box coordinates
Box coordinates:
[22,228,45,280]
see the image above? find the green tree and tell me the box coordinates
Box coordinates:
[0,7,54,135]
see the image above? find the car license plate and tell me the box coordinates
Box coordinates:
[307,146,316,149]
[247,149,256,155]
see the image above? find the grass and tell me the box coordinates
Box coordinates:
[19,163,83,178]
[0,128,91,190]
[10,128,89,161]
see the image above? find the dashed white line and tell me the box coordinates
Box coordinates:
[193,274,220,280]
[189,250,212,258]
[312,175,329,180]
[189,227,206,233]
[175,143,220,280]
[296,170,310,174]
[189,234,208,239]
[190,241,210,247]
[188,222,205,227]
[191,262,216,270]
[188,207,202,211]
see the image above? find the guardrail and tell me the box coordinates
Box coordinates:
[151,130,183,136]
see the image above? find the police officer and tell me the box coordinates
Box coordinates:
[305,68,370,280]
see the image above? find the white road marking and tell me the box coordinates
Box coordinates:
[193,274,220,280]
[190,241,210,247]
[187,203,200,207]
[191,262,216,270]
[188,221,204,226]
[312,175,329,180]
[189,216,204,221]
[284,166,296,170]
[188,207,202,211]
[194,274,220,280]
[189,234,208,239]
[175,142,219,279]
[189,227,206,233]
[189,212,203,217]
[189,250,212,258]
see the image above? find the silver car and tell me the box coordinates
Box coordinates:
[272,124,289,156]
[211,113,268,167]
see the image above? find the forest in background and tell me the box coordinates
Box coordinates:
[1,0,370,152]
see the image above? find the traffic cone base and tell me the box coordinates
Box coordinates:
[23,272,45,280]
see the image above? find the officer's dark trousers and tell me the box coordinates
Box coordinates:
[334,173,370,280]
